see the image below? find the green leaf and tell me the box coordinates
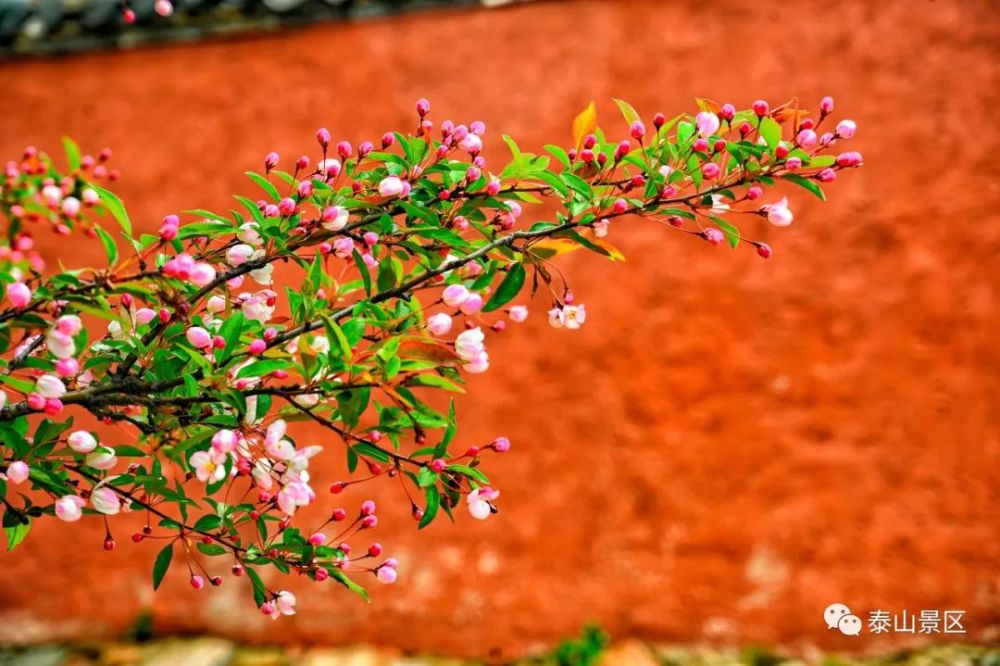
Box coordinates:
[759,117,782,151]
[217,312,244,364]
[781,173,826,201]
[90,184,132,237]
[418,486,440,529]
[613,98,640,125]
[708,215,741,248]
[236,359,294,379]
[5,519,30,551]
[245,171,281,202]
[446,464,490,484]
[62,137,82,171]
[483,263,526,312]
[152,543,173,590]
[353,442,390,463]
[93,225,119,265]
[245,567,267,607]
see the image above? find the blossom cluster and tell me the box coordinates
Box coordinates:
[0,96,860,612]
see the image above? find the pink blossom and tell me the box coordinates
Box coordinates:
[55,315,82,336]
[191,450,226,483]
[376,565,398,584]
[212,429,237,454]
[189,263,217,287]
[548,304,586,330]
[5,461,29,484]
[459,292,484,315]
[272,590,296,618]
[321,205,348,231]
[836,119,857,138]
[46,329,75,359]
[56,358,79,377]
[332,237,354,259]
[762,197,794,226]
[442,284,470,307]
[378,176,405,197]
[6,282,31,308]
[135,307,156,325]
[91,486,121,515]
[455,327,486,361]
[55,495,85,522]
[35,375,66,399]
[61,197,81,217]
[186,326,212,349]
[467,487,500,520]
[695,111,721,137]
[226,244,254,267]
[68,430,98,453]
[796,129,818,149]
[460,133,483,153]
[426,313,452,336]
[508,305,528,323]
[704,228,725,245]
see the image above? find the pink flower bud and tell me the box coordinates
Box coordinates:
[492,436,511,453]
[249,339,266,355]
[337,141,352,158]
[154,0,173,16]
[486,179,501,196]
[190,575,205,590]
[701,162,721,179]
[56,358,79,377]
[316,128,331,147]
[55,495,85,522]
[459,292,484,315]
[757,243,773,259]
[775,144,789,159]
[695,111,720,137]
[820,96,834,114]
[429,458,446,472]
[785,157,802,170]
[720,103,736,121]
[752,100,769,116]
[27,393,46,410]
[630,120,646,140]
[416,98,431,116]
[381,132,395,149]
[817,168,837,183]
[376,566,397,584]
[61,197,81,217]
[704,228,725,245]
[44,398,63,416]
[692,138,709,152]
[442,284,470,307]
[427,313,452,336]
[796,129,818,149]
[264,152,279,171]
[277,198,296,216]
[508,305,528,323]
[653,112,666,128]
[6,282,31,308]
[582,134,597,150]
[835,151,863,167]
[308,533,327,546]
[5,461,29,484]
[378,176,405,197]
[361,500,376,516]
[746,186,764,200]
[298,181,314,198]
[612,198,628,214]
[836,119,857,139]
[361,515,378,529]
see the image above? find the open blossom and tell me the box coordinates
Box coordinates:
[277,479,314,516]
[91,486,121,515]
[4,461,29,484]
[211,429,237,454]
[548,304,586,330]
[695,111,721,137]
[68,430,98,453]
[55,495,85,522]
[593,218,610,238]
[237,222,262,246]
[190,450,226,483]
[455,327,485,360]
[762,197,794,226]
[333,237,354,259]
[240,290,276,323]
[270,591,296,619]
[467,487,500,520]
[709,194,730,214]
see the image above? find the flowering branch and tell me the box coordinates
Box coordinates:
[0,96,861,614]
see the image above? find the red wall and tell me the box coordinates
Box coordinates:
[0,0,998,659]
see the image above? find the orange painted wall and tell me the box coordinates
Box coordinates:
[0,0,998,659]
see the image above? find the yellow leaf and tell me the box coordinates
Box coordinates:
[571,101,597,149]
[529,238,582,260]
[579,228,626,262]
[694,98,721,114]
